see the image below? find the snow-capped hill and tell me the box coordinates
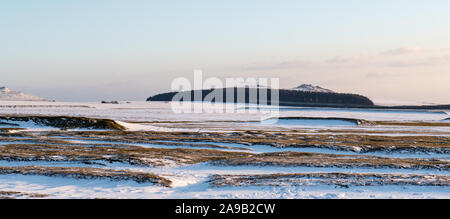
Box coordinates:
[292,84,335,93]
[0,86,49,101]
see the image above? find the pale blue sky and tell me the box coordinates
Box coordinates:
[1,0,450,102]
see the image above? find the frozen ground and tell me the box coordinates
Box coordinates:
[0,101,448,199]
[0,174,448,199]
[0,101,448,123]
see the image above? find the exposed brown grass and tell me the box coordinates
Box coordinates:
[0,115,126,130]
[375,121,450,127]
[212,152,449,170]
[209,173,450,187]
[315,129,450,135]
[0,128,26,133]
[1,130,448,170]
[0,166,172,187]
[0,142,251,167]
[39,130,450,153]
[1,141,447,170]
[0,191,50,199]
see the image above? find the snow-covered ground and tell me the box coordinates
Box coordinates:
[292,84,335,93]
[0,100,449,199]
[0,161,448,199]
[0,100,449,134]
[1,174,447,199]
[0,101,448,123]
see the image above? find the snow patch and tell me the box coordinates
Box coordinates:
[116,121,187,132]
[0,87,49,101]
[292,84,335,93]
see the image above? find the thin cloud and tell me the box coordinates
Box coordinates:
[381,46,423,56]
[326,53,373,64]
[386,54,450,67]
[365,73,392,78]
[240,47,449,71]
[326,57,353,64]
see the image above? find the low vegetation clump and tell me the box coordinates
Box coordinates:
[0,166,172,187]
[0,116,126,130]
[40,130,450,153]
[0,191,50,199]
[0,142,251,167]
[212,152,449,170]
[209,173,450,187]
[274,117,375,125]
[0,141,447,170]
[0,128,26,133]
[374,121,450,127]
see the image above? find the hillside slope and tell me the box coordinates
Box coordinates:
[0,87,48,101]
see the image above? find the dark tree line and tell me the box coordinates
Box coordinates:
[147,87,375,107]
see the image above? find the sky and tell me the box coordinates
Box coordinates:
[1,0,450,103]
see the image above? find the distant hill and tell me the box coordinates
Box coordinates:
[292,84,335,93]
[147,87,375,107]
[0,87,49,101]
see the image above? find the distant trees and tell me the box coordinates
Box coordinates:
[147,87,375,107]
